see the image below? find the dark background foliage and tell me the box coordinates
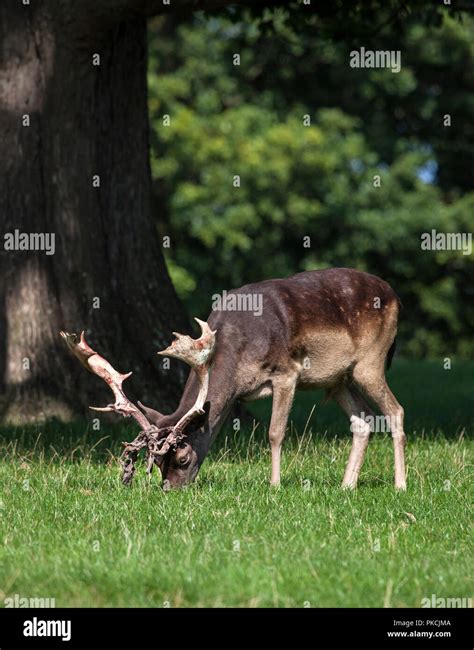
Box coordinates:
[148,4,473,358]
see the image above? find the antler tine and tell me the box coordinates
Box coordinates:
[59,331,150,431]
[194,316,216,341]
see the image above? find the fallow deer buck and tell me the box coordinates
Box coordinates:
[61,268,406,490]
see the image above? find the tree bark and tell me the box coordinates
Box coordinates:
[0,1,189,423]
[0,0,424,424]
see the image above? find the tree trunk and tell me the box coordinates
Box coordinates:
[0,1,189,424]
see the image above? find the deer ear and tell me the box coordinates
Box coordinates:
[137,401,163,425]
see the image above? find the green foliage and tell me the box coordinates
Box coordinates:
[148,9,474,358]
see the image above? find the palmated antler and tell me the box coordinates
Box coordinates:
[59,319,216,485]
[156,318,216,454]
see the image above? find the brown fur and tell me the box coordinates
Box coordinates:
[151,268,406,490]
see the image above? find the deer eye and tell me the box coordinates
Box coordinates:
[176,453,190,466]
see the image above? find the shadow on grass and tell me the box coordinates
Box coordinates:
[0,419,127,463]
[0,360,472,465]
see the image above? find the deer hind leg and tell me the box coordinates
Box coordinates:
[333,385,374,489]
[268,380,296,486]
[352,363,406,490]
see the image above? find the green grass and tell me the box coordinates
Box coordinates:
[0,360,472,607]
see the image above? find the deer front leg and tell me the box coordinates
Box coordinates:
[268,381,296,487]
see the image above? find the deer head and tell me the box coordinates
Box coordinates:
[60,318,216,488]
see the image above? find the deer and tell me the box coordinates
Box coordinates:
[61,267,406,491]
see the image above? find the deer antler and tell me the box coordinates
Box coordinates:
[59,320,216,485]
[59,331,150,429]
[156,318,216,454]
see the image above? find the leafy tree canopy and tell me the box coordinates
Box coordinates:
[148,7,474,358]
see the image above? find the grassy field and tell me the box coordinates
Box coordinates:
[0,360,472,607]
